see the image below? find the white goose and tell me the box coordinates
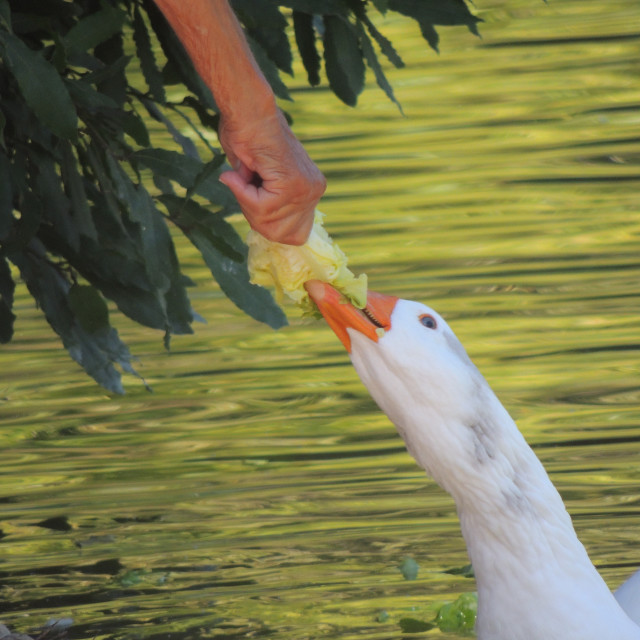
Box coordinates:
[305,280,640,640]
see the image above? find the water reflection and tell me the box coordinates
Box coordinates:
[1,0,639,638]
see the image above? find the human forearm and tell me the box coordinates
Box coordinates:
[152,0,326,245]
[152,0,276,122]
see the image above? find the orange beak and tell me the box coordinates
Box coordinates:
[304,280,398,352]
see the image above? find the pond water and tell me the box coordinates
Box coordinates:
[1,0,640,638]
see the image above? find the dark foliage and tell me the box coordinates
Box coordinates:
[0,0,479,392]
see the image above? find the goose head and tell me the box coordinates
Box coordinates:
[304,279,499,493]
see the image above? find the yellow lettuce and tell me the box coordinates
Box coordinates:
[247,211,367,316]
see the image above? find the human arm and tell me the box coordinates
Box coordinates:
[152,0,326,245]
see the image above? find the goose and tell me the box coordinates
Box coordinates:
[304,279,640,640]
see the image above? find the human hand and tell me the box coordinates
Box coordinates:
[218,109,326,246]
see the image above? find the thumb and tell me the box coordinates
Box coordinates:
[219,169,260,209]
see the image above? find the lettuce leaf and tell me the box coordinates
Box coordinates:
[247,211,367,317]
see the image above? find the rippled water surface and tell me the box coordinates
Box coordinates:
[1,1,640,638]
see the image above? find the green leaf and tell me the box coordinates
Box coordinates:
[121,109,151,148]
[0,30,78,141]
[0,107,5,151]
[180,97,219,131]
[323,15,365,107]
[31,150,80,251]
[84,53,131,87]
[83,142,126,232]
[159,194,243,262]
[51,31,68,73]
[9,240,145,394]
[13,186,42,249]
[360,14,404,68]
[132,148,237,212]
[0,150,12,241]
[102,155,194,334]
[67,78,121,113]
[185,154,227,201]
[93,34,128,108]
[278,0,347,15]
[64,3,126,54]
[419,22,439,52]
[138,97,200,159]
[293,12,320,86]
[232,0,292,74]
[357,22,403,114]
[387,0,481,52]
[133,6,166,104]
[372,0,389,14]
[0,0,10,32]
[0,256,15,344]
[60,140,98,242]
[247,36,291,101]
[68,284,110,334]
[192,230,287,329]
[160,195,286,329]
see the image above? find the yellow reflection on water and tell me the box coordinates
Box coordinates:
[0,0,639,637]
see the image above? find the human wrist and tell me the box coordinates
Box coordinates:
[219,84,280,137]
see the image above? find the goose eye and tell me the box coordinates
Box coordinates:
[419,314,437,330]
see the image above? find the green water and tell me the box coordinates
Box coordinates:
[1,1,640,638]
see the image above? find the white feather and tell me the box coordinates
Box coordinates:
[347,299,640,639]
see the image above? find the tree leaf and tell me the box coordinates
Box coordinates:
[133,5,166,104]
[93,34,128,108]
[0,149,12,241]
[387,0,482,52]
[0,30,78,141]
[323,15,365,107]
[51,31,68,73]
[63,3,126,54]
[0,107,5,151]
[102,155,195,334]
[138,97,200,159]
[132,148,237,212]
[0,0,11,32]
[357,21,403,114]
[371,0,389,14]
[67,78,121,113]
[60,140,98,242]
[83,142,127,232]
[293,11,321,86]
[9,240,145,394]
[185,154,227,201]
[160,196,286,329]
[13,184,42,250]
[68,284,110,334]
[232,0,292,74]
[189,229,287,329]
[0,256,15,344]
[247,36,291,101]
[360,13,404,68]
[278,0,347,15]
[83,53,131,87]
[159,194,244,262]
[121,109,151,147]
[30,150,79,251]
[419,22,439,52]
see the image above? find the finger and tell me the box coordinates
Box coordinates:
[219,169,261,209]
